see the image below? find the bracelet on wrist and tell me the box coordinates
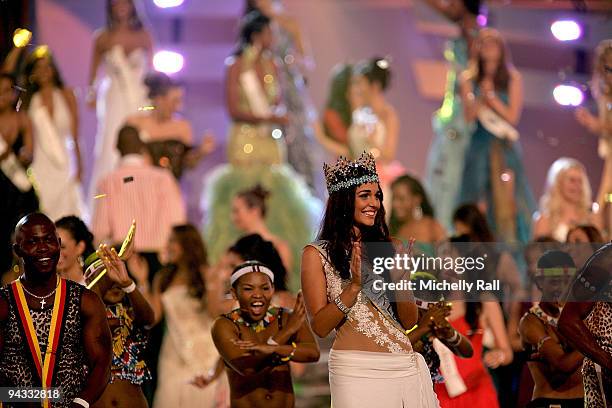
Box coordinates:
[334,295,352,315]
[280,342,297,362]
[445,331,461,347]
[122,281,137,294]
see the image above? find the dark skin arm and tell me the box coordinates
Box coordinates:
[211,317,275,376]
[519,313,583,373]
[558,302,612,371]
[238,295,320,363]
[99,245,156,327]
[75,289,112,407]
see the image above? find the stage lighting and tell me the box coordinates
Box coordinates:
[153,0,184,8]
[553,84,584,107]
[153,50,184,74]
[550,20,582,41]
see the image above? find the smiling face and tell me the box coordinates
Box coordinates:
[232,272,274,322]
[353,182,381,227]
[56,227,84,274]
[14,216,61,278]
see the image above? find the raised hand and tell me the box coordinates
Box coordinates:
[126,254,149,287]
[350,241,362,288]
[285,291,307,335]
[98,245,133,288]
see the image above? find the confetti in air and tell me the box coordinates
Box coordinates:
[138,105,155,111]
[94,194,107,199]
[123,176,134,183]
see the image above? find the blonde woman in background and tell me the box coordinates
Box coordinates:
[533,157,599,241]
[575,40,612,233]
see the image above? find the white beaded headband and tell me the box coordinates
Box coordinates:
[230,262,275,286]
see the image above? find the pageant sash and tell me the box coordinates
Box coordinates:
[432,338,467,397]
[478,106,519,142]
[0,136,32,192]
[11,277,67,408]
[240,69,273,118]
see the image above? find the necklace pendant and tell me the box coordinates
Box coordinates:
[39,298,46,308]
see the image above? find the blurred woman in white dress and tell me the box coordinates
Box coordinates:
[24,46,84,220]
[133,224,229,408]
[87,0,152,202]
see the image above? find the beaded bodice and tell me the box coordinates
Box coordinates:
[308,242,412,354]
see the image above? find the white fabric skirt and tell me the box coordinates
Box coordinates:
[329,349,439,408]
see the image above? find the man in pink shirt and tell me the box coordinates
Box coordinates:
[91,125,186,276]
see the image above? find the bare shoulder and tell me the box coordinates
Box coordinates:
[93,29,110,49]
[80,287,106,318]
[62,87,77,104]
[509,69,522,82]
[212,315,236,337]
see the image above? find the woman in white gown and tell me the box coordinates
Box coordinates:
[87,0,151,202]
[134,224,229,408]
[316,57,405,212]
[24,46,84,220]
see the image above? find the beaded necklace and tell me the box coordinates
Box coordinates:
[228,306,278,333]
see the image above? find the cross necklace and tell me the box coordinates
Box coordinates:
[20,280,59,309]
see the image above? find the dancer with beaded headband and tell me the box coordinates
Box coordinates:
[211,261,319,408]
[301,152,439,407]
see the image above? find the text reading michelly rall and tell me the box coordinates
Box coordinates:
[372,278,500,292]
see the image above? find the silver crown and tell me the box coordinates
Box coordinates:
[324,152,379,193]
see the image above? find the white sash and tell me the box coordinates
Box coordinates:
[0,137,31,192]
[432,338,468,398]
[478,106,519,142]
[31,104,68,168]
[240,69,273,118]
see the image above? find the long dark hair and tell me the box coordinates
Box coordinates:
[453,203,495,242]
[236,184,270,218]
[474,28,511,92]
[55,216,96,261]
[106,0,143,30]
[389,174,435,235]
[318,184,390,280]
[158,224,207,299]
[324,63,353,136]
[234,11,271,56]
[229,234,288,291]
[23,47,65,110]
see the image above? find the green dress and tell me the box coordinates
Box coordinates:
[203,46,322,291]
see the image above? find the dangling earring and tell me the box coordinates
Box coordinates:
[413,205,423,220]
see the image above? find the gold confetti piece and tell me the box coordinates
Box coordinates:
[94,194,107,199]
[138,105,155,111]
[13,28,32,48]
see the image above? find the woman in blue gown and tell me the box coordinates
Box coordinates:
[457,28,535,244]
[424,0,481,231]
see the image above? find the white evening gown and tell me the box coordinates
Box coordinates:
[88,45,148,205]
[29,89,84,220]
[153,285,228,408]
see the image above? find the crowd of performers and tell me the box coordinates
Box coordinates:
[0,0,611,407]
